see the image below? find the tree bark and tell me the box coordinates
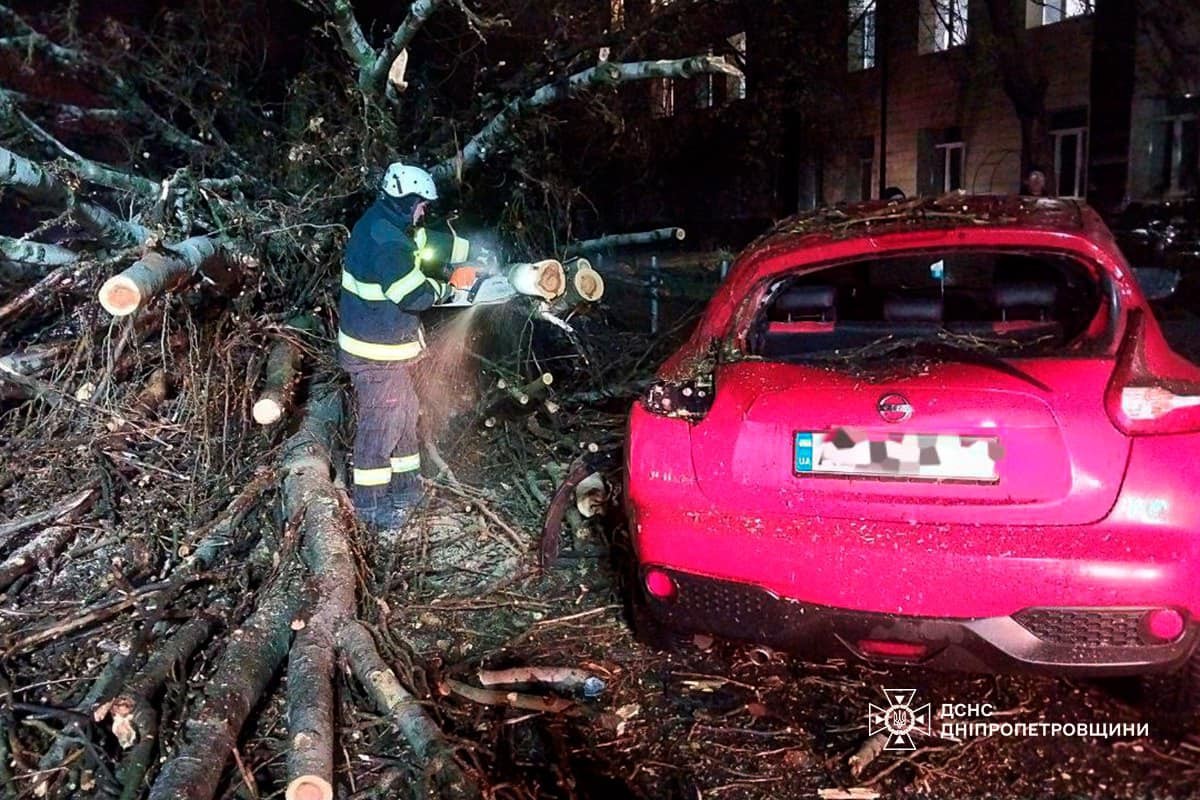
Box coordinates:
[0,146,69,206]
[0,236,78,267]
[98,237,222,317]
[362,0,443,92]
[281,385,352,800]
[0,525,76,592]
[147,562,305,800]
[110,616,217,800]
[339,621,480,800]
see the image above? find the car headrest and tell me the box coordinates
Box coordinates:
[775,285,836,317]
[884,296,943,322]
[993,282,1057,309]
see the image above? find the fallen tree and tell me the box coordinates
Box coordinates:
[0,1,735,796]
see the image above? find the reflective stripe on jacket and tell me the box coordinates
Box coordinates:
[337,195,446,362]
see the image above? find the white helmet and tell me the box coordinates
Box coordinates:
[382,161,438,201]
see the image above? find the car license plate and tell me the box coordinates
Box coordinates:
[794,429,1000,481]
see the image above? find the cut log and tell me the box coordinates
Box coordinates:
[146,561,304,800]
[440,678,579,716]
[281,385,352,800]
[507,259,566,301]
[564,257,605,304]
[98,237,222,317]
[476,666,598,691]
[285,624,335,800]
[566,227,685,254]
[253,316,314,425]
[539,451,619,568]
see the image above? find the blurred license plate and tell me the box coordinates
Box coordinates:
[794,430,1000,481]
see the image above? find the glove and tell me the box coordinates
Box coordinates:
[433,281,456,305]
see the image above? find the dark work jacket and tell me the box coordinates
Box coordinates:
[337,195,446,361]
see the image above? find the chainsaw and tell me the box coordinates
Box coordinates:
[420,227,583,309]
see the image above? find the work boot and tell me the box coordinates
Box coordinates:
[388,476,423,530]
[353,485,393,530]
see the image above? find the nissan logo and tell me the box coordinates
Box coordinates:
[878,393,913,423]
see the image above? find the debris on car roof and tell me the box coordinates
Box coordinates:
[752,193,1086,250]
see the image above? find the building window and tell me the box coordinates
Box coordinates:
[919,127,964,193]
[1157,115,1199,196]
[919,0,968,54]
[1028,0,1092,27]
[726,31,747,101]
[1052,127,1088,197]
[650,78,675,118]
[935,141,965,191]
[848,0,877,72]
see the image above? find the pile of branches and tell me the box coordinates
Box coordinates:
[0,2,733,798]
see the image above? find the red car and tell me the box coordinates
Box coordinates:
[626,195,1200,709]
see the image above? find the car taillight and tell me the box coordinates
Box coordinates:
[1105,310,1200,435]
[641,374,714,420]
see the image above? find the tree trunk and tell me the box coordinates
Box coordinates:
[281,386,352,800]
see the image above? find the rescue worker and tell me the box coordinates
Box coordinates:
[338,161,455,529]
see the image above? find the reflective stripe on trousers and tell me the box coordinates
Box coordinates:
[341,353,420,491]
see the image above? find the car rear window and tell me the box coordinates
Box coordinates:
[746,250,1110,362]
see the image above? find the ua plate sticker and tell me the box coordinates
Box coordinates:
[794,432,814,472]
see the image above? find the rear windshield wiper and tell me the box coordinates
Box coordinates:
[823,334,1053,392]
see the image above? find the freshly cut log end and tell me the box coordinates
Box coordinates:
[672,227,687,241]
[509,260,566,301]
[253,397,284,425]
[286,776,334,800]
[571,266,604,302]
[98,275,144,317]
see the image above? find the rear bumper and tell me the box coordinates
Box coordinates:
[628,499,1200,620]
[642,568,1199,677]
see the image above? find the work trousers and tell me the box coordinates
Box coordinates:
[340,352,421,506]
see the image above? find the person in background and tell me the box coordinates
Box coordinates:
[1023,169,1049,197]
[338,161,454,530]
[882,186,907,202]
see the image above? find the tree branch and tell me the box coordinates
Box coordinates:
[326,0,376,72]
[0,236,78,268]
[0,4,206,155]
[12,107,158,196]
[432,56,740,183]
[0,87,128,126]
[361,0,444,92]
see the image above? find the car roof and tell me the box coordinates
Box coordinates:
[748,194,1087,253]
